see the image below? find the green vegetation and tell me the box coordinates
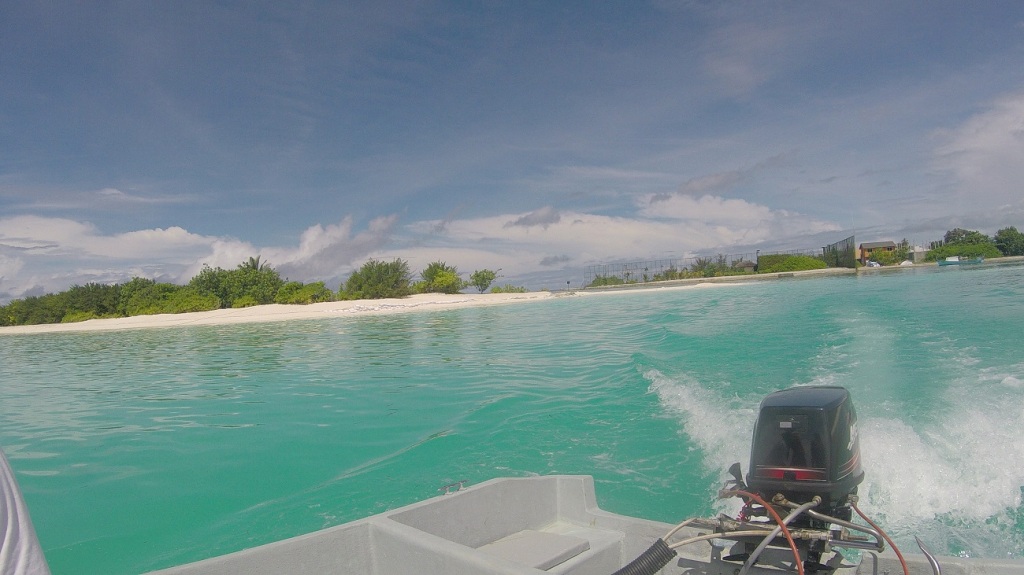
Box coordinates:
[994,226,1024,256]
[339,258,413,300]
[587,254,761,288]
[757,254,827,273]
[1,257,326,327]
[587,275,624,287]
[10,223,1021,328]
[187,256,285,308]
[925,227,1005,262]
[490,284,528,293]
[469,269,498,293]
[275,281,333,304]
[415,261,464,294]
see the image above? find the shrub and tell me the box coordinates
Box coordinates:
[341,259,413,300]
[61,310,100,323]
[231,295,260,308]
[275,281,334,304]
[926,243,1002,261]
[587,275,625,287]
[417,261,465,294]
[758,255,827,273]
[490,284,528,293]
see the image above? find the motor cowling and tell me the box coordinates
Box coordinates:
[746,386,863,527]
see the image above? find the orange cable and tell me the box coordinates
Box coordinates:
[852,501,909,575]
[723,489,805,575]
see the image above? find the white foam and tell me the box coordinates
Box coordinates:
[644,369,755,473]
[647,367,1024,557]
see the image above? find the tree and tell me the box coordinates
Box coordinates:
[226,261,283,305]
[188,265,230,307]
[65,283,120,317]
[944,228,991,246]
[417,261,464,294]
[241,255,269,271]
[188,259,283,307]
[340,259,412,299]
[691,257,716,277]
[926,242,1002,261]
[469,269,498,293]
[118,277,157,315]
[928,228,1002,261]
[122,282,181,316]
[994,226,1024,256]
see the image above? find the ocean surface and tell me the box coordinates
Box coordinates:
[2,263,1023,574]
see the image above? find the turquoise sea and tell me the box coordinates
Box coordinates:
[2,264,1023,574]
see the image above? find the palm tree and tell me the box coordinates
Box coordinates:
[241,256,269,271]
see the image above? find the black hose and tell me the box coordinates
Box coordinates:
[610,538,678,575]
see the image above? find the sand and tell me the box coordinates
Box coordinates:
[0,267,862,336]
[0,292,573,335]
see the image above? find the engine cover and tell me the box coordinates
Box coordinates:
[746,386,863,522]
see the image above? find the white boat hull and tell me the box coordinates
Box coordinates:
[145,475,1024,575]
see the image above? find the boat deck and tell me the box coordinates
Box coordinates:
[146,475,1023,575]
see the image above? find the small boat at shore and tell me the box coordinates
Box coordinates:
[146,387,1024,575]
[937,256,984,266]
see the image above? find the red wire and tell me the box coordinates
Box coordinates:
[852,501,909,575]
[723,490,805,575]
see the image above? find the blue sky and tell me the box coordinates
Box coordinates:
[3,1,1024,300]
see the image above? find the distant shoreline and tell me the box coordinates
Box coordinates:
[4,259,1022,335]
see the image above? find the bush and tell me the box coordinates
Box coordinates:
[123,282,181,316]
[587,275,625,287]
[490,284,528,293]
[758,255,827,273]
[926,243,1002,261]
[61,310,100,323]
[417,261,465,294]
[231,295,260,308]
[275,281,334,304]
[165,289,221,313]
[341,259,413,300]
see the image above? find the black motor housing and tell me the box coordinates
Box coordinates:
[746,386,863,522]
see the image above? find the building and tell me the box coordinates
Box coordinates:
[858,241,897,265]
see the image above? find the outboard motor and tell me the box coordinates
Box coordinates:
[745,386,864,530]
[650,386,893,575]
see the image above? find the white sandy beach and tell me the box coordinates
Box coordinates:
[0,292,564,335]
[0,267,863,336]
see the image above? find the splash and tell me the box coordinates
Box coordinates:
[646,365,1024,557]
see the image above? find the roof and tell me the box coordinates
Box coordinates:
[859,241,897,249]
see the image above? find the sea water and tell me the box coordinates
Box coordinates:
[2,263,1023,574]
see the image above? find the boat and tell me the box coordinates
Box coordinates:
[145,386,1024,575]
[937,256,984,266]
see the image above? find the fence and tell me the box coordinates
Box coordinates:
[583,252,759,287]
[582,237,856,288]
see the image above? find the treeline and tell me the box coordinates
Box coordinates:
[587,253,828,287]
[0,257,525,327]
[923,226,1024,261]
[866,226,1024,265]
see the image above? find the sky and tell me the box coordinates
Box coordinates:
[3,1,1024,301]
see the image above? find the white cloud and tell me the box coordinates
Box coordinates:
[935,92,1024,210]
[403,196,839,277]
[0,214,400,302]
[0,215,213,260]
